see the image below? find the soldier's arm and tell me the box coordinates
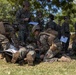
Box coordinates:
[24,12,31,22]
[54,22,58,31]
[61,23,65,36]
[16,10,24,23]
[45,22,49,30]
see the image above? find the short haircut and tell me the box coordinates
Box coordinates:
[23,0,30,7]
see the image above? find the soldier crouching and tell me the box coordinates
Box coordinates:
[24,37,36,66]
[43,38,62,62]
[0,33,10,59]
[11,37,36,66]
[25,44,36,66]
[0,33,10,50]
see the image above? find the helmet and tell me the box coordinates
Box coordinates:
[2,39,9,44]
[32,25,40,33]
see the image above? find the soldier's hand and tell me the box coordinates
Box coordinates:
[24,18,29,21]
[35,49,40,51]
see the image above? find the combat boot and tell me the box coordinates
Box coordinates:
[58,56,71,62]
[26,54,34,66]
[5,54,12,62]
[0,53,4,59]
[11,52,20,63]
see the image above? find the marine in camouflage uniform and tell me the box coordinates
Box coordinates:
[25,42,36,66]
[11,37,36,66]
[45,14,58,31]
[32,25,62,62]
[72,23,76,55]
[61,16,70,54]
[3,21,19,49]
[0,33,9,50]
[71,27,76,55]
[43,38,62,62]
[57,19,61,39]
[35,11,44,31]
[39,29,62,62]
[16,1,31,44]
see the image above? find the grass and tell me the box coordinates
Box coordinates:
[0,59,76,75]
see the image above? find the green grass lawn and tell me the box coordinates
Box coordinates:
[0,59,76,75]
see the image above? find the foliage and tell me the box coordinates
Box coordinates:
[0,0,12,20]
[0,0,76,31]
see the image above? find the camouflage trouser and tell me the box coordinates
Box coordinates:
[11,47,27,63]
[18,47,27,60]
[18,30,27,43]
[27,51,36,60]
[44,40,62,62]
[26,50,36,66]
[19,47,36,60]
[27,51,36,57]
[2,43,10,50]
[19,48,36,66]
[44,48,60,62]
[11,46,36,65]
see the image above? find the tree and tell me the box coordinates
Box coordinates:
[0,0,15,22]
[0,0,76,31]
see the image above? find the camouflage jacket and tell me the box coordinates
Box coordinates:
[38,31,57,54]
[16,8,31,30]
[45,20,58,31]
[72,39,76,51]
[0,34,9,50]
[0,34,9,44]
[35,17,44,31]
[61,22,70,37]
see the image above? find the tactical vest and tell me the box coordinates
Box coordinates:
[72,40,76,51]
[0,22,5,34]
[39,32,56,46]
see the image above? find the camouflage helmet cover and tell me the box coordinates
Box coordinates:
[2,39,9,44]
[32,25,40,33]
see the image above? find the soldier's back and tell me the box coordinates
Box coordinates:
[0,22,5,34]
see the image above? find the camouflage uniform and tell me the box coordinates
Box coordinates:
[45,20,57,31]
[26,44,36,65]
[0,34,9,50]
[71,23,76,54]
[39,30,62,62]
[61,21,70,53]
[32,25,61,62]
[16,8,31,43]
[11,44,36,66]
[35,11,44,31]
[72,36,76,54]
[4,22,19,49]
[45,14,58,31]
[11,47,27,64]
[57,21,61,39]
[19,44,36,61]
[43,38,62,62]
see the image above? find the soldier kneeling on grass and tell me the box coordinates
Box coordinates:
[43,29,71,62]
[0,33,11,61]
[38,28,62,62]
[11,37,36,66]
[0,33,9,51]
[72,34,76,55]
[31,25,62,63]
